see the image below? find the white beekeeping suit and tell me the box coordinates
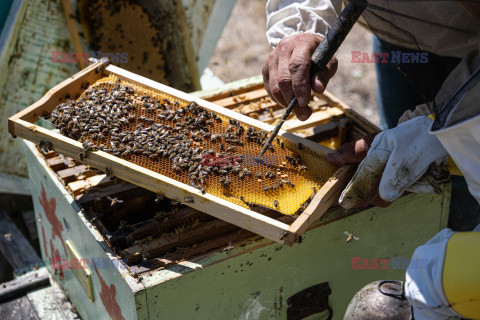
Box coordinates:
[266,0,480,58]
[403,34,480,320]
[265,1,480,319]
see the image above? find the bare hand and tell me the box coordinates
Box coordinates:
[262,33,338,121]
[325,133,378,166]
[326,133,392,208]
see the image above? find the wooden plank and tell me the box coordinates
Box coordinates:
[60,0,86,69]
[289,165,355,235]
[7,61,107,131]
[67,174,112,196]
[25,273,79,320]
[0,209,42,270]
[213,88,270,108]
[0,271,49,303]
[192,75,264,101]
[119,209,211,246]
[121,219,241,264]
[0,174,30,196]
[173,0,201,91]
[322,90,379,133]
[45,156,66,172]
[56,165,89,184]
[0,296,40,320]
[75,182,143,205]
[11,120,294,245]
[283,106,345,132]
[41,150,56,159]
[307,121,341,142]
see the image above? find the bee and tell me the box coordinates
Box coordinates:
[265,171,275,179]
[253,156,265,165]
[211,134,221,143]
[107,196,123,207]
[274,200,279,207]
[299,166,308,171]
[38,140,53,153]
[105,167,112,178]
[184,196,194,203]
[223,242,234,252]
[344,231,360,243]
[78,151,86,161]
[220,176,231,187]
[283,180,295,187]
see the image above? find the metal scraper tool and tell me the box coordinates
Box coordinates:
[259,0,368,158]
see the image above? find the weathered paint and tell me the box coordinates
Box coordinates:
[181,0,236,72]
[24,140,142,320]
[138,186,449,319]
[24,138,450,320]
[0,0,234,187]
[0,0,78,180]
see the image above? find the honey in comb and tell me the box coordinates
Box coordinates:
[50,75,339,215]
[78,0,197,91]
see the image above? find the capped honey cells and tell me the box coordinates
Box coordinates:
[49,75,338,215]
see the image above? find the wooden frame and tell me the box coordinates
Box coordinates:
[8,61,353,246]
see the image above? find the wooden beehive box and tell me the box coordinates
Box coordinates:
[9,61,354,246]
[21,75,450,319]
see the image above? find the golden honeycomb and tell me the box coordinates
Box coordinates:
[53,75,339,215]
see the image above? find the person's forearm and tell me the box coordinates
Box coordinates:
[266,0,341,47]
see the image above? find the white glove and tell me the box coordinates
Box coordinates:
[397,103,431,125]
[339,116,449,209]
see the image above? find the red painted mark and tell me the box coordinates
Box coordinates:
[93,262,126,320]
[39,183,67,255]
[50,239,64,279]
[41,225,48,258]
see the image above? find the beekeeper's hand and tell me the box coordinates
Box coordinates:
[262,33,338,120]
[326,116,450,209]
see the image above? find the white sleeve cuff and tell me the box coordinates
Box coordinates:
[266,0,339,48]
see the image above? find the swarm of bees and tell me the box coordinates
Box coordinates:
[50,79,313,211]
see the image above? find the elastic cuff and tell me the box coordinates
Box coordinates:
[269,30,325,48]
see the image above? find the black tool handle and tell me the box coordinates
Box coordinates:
[259,0,368,157]
[310,0,368,76]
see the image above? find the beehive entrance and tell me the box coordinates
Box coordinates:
[50,75,339,215]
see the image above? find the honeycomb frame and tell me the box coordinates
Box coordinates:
[8,61,353,246]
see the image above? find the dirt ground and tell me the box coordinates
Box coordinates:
[208,0,380,126]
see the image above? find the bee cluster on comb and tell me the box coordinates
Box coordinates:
[49,76,332,215]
